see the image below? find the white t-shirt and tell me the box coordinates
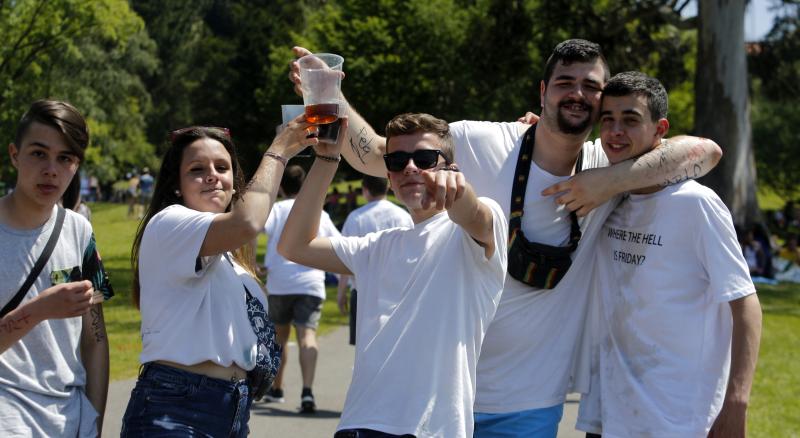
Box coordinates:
[578,181,756,437]
[329,198,508,438]
[450,120,613,412]
[341,199,414,288]
[264,199,340,299]
[0,206,113,437]
[138,204,266,370]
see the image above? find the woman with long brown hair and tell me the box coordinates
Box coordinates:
[121,118,313,436]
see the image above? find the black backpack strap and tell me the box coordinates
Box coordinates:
[0,206,66,318]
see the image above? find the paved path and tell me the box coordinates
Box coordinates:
[105,326,583,437]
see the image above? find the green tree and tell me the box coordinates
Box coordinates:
[0,0,158,188]
[749,1,800,200]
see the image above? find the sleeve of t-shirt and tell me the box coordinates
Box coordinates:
[82,233,114,301]
[449,120,518,181]
[462,197,508,274]
[329,233,380,279]
[695,191,756,303]
[341,214,357,237]
[319,211,342,238]
[147,205,216,280]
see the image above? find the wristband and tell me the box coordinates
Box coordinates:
[264,151,288,167]
[315,152,341,163]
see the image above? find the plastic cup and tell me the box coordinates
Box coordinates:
[298,53,345,124]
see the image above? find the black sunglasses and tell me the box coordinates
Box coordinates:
[383,149,449,172]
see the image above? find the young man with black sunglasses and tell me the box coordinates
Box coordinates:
[290,40,722,436]
[279,113,508,437]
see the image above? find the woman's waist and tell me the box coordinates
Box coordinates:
[153,360,247,382]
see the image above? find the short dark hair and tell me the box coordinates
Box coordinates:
[281,164,306,197]
[602,71,668,122]
[543,39,610,85]
[362,175,388,196]
[384,113,454,163]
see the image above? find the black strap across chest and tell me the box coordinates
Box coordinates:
[509,124,582,250]
[1,206,66,318]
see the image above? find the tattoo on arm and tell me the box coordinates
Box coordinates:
[349,127,374,165]
[90,306,105,343]
[644,139,708,187]
[0,311,32,334]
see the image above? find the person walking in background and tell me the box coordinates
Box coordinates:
[0,100,114,437]
[137,167,154,219]
[125,171,139,219]
[260,164,341,413]
[121,118,311,436]
[337,175,413,346]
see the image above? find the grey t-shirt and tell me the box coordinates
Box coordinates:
[0,206,113,436]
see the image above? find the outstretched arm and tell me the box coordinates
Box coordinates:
[290,47,387,177]
[421,166,497,259]
[278,119,352,275]
[543,136,722,216]
[709,293,762,438]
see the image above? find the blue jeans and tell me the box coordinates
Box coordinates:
[121,362,252,437]
[474,404,564,438]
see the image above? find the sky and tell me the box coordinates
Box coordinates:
[683,0,785,41]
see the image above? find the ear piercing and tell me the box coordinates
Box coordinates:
[174,190,181,197]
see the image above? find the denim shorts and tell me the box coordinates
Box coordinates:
[120,362,252,437]
[268,294,323,329]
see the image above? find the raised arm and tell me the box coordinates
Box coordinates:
[710,293,762,437]
[199,116,313,256]
[542,136,722,216]
[290,47,387,177]
[277,119,352,275]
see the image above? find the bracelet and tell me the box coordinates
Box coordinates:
[264,151,288,167]
[315,152,341,163]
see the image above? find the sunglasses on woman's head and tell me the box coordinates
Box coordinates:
[169,126,231,143]
[383,149,448,172]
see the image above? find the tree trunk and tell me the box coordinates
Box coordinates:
[695,0,761,227]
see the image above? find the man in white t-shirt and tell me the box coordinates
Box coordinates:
[290,39,723,436]
[576,71,762,438]
[261,164,340,412]
[337,175,413,345]
[279,113,507,437]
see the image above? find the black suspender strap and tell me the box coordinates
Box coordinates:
[506,124,583,289]
[509,124,582,249]
[1,206,66,318]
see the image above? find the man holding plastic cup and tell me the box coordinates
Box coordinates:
[289,41,723,436]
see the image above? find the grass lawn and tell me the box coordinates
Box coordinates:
[91,200,798,434]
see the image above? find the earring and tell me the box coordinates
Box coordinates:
[232,189,237,195]
[174,190,181,197]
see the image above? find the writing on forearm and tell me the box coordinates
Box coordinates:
[90,306,105,343]
[0,311,32,334]
[637,139,709,187]
[349,127,374,165]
